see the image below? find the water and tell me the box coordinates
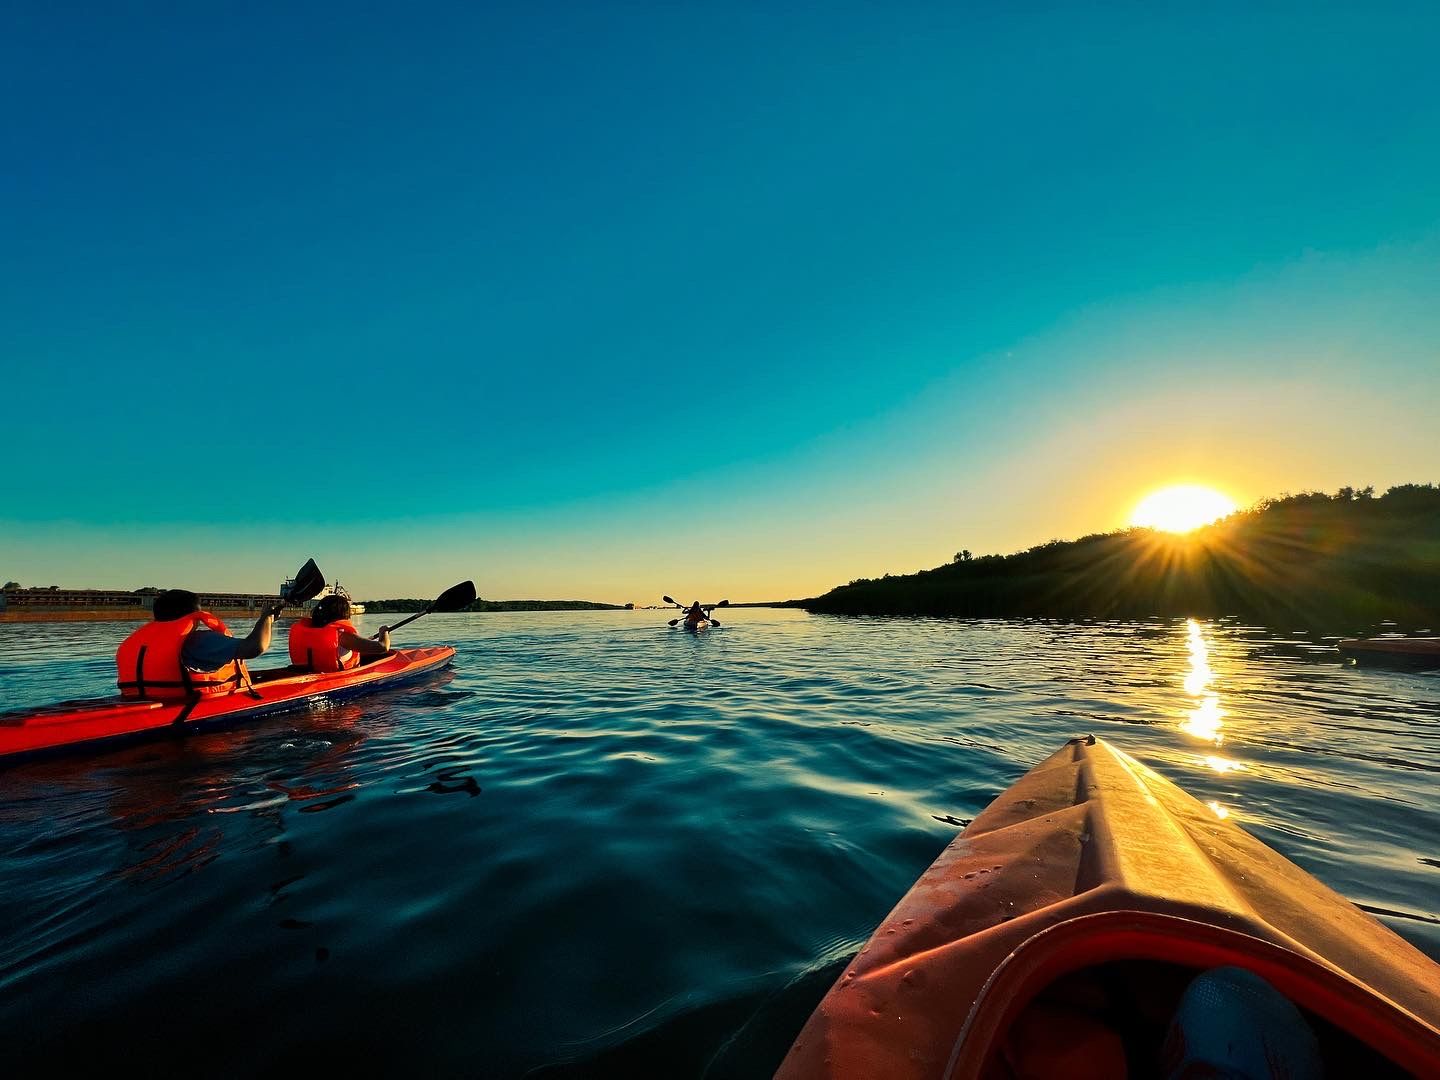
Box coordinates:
[2,610,1437,1075]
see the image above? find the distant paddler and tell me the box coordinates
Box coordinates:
[663,595,730,630]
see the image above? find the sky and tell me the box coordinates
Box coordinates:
[3,4,1438,602]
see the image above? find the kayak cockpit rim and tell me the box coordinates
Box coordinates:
[945,910,1440,1080]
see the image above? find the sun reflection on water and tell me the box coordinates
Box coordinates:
[1179,618,1226,745]
[1202,754,1243,774]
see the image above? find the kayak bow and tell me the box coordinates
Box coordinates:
[778,736,1440,1079]
[0,646,455,762]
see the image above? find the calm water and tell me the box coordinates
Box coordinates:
[2,610,1438,1075]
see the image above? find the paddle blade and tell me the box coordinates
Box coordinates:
[286,559,326,606]
[432,580,477,613]
[668,618,680,626]
[662,595,677,606]
[716,599,730,607]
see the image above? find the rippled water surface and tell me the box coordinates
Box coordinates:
[2,610,1438,1075]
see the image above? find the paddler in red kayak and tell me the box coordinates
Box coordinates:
[116,589,282,699]
[288,594,392,672]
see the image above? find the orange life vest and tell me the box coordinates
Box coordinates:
[288,617,361,672]
[116,611,247,699]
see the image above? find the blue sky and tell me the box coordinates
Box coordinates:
[3,5,1438,601]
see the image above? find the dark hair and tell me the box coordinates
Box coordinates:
[153,589,201,622]
[312,595,352,627]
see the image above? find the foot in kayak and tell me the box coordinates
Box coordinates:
[1162,966,1322,1080]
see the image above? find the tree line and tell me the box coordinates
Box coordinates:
[802,484,1440,632]
[363,598,626,613]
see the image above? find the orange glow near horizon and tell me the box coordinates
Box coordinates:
[1131,485,1238,533]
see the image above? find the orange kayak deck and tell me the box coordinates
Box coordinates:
[777,736,1440,1078]
[0,646,456,762]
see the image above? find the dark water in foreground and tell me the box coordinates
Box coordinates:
[2,610,1438,1076]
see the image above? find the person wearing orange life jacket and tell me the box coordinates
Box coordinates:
[288,594,391,672]
[116,589,281,700]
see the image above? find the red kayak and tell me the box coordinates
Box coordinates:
[0,646,455,762]
[779,736,1440,1079]
[1339,636,1440,666]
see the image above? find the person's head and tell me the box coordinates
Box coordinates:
[689,601,703,614]
[152,589,202,622]
[313,595,352,627]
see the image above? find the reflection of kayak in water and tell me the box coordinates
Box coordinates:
[778,736,1440,1079]
[1339,636,1440,666]
[0,647,455,762]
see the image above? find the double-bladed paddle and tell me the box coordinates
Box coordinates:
[379,580,477,638]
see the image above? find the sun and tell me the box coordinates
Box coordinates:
[1131,485,1237,534]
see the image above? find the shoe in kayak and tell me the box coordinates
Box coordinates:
[0,646,455,763]
[777,735,1440,1079]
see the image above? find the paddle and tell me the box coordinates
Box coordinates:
[664,595,686,626]
[707,599,729,628]
[378,580,477,638]
[269,559,326,617]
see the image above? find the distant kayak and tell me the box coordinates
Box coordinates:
[778,736,1440,1079]
[0,646,455,762]
[663,596,728,631]
[1339,636,1440,666]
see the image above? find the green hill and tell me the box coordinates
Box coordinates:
[801,485,1440,631]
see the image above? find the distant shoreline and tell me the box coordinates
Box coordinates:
[0,608,293,624]
[361,599,627,614]
[0,598,793,623]
[798,485,1440,633]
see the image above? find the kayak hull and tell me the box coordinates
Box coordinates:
[777,736,1440,1079]
[684,619,711,632]
[0,646,456,763]
[1339,636,1440,667]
